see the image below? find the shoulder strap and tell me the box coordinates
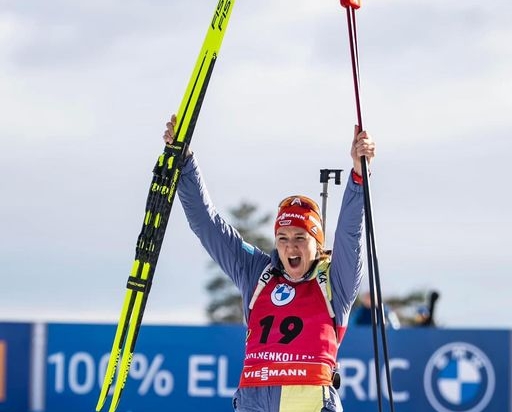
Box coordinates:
[315,260,335,318]
[248,263,273,310]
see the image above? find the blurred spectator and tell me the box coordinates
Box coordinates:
[350,291,401,329]
[414,290,440,327]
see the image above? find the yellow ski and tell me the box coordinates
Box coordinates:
[96,1,236,411]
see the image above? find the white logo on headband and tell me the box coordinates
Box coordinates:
[290,197,303,206]
[309,215,322,228]
[278,220,292,227]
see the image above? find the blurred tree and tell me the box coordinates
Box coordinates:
[205,201,274,324]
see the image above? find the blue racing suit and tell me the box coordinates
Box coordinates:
[177,154,365,412]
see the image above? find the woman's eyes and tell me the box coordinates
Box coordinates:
[278,236,306,243]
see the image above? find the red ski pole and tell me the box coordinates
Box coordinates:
[339,1,396,411]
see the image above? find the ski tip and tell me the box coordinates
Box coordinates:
[108,397,121,412]
[95,397,106,412]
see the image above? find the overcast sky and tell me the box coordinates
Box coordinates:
[1,0,511,329]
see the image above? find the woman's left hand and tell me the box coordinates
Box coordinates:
[351,125,376,176]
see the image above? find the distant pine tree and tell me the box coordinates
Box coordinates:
[205,201,273,324]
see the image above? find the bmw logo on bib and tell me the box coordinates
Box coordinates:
[271,284,296,306]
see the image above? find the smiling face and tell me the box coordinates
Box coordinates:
[275,226,318,280]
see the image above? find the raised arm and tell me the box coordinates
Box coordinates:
[163,115,270,293]
[330,126,375,325]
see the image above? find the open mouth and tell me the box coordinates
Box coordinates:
[288,256,301,268]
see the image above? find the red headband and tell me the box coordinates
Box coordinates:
[274,196,324,245]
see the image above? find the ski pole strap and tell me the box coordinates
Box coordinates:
[351,169,364,185]
[340,0,361,9]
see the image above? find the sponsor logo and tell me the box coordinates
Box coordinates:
[308,215,322,228]
[211,0,232,31]
[278,219,292,227]
[258,271,272,285]
[424,342,495,412]
[244,366,307,382]
[271,284,295,306]
[245,352,315,362]
[0,340,6,402]
[277,212,307,222]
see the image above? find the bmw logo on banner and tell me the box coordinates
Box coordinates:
[423,342,495,412]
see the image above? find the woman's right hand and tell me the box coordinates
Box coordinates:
[163,114,177,144]
[163,113,193,157]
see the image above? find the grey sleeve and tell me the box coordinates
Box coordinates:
[177,154,270,297]
[329,176,365,326]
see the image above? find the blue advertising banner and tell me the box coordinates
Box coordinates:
[340,327,510,412]
[0,322,32,412]
[45,323,245,412]
[43,323,510,412]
